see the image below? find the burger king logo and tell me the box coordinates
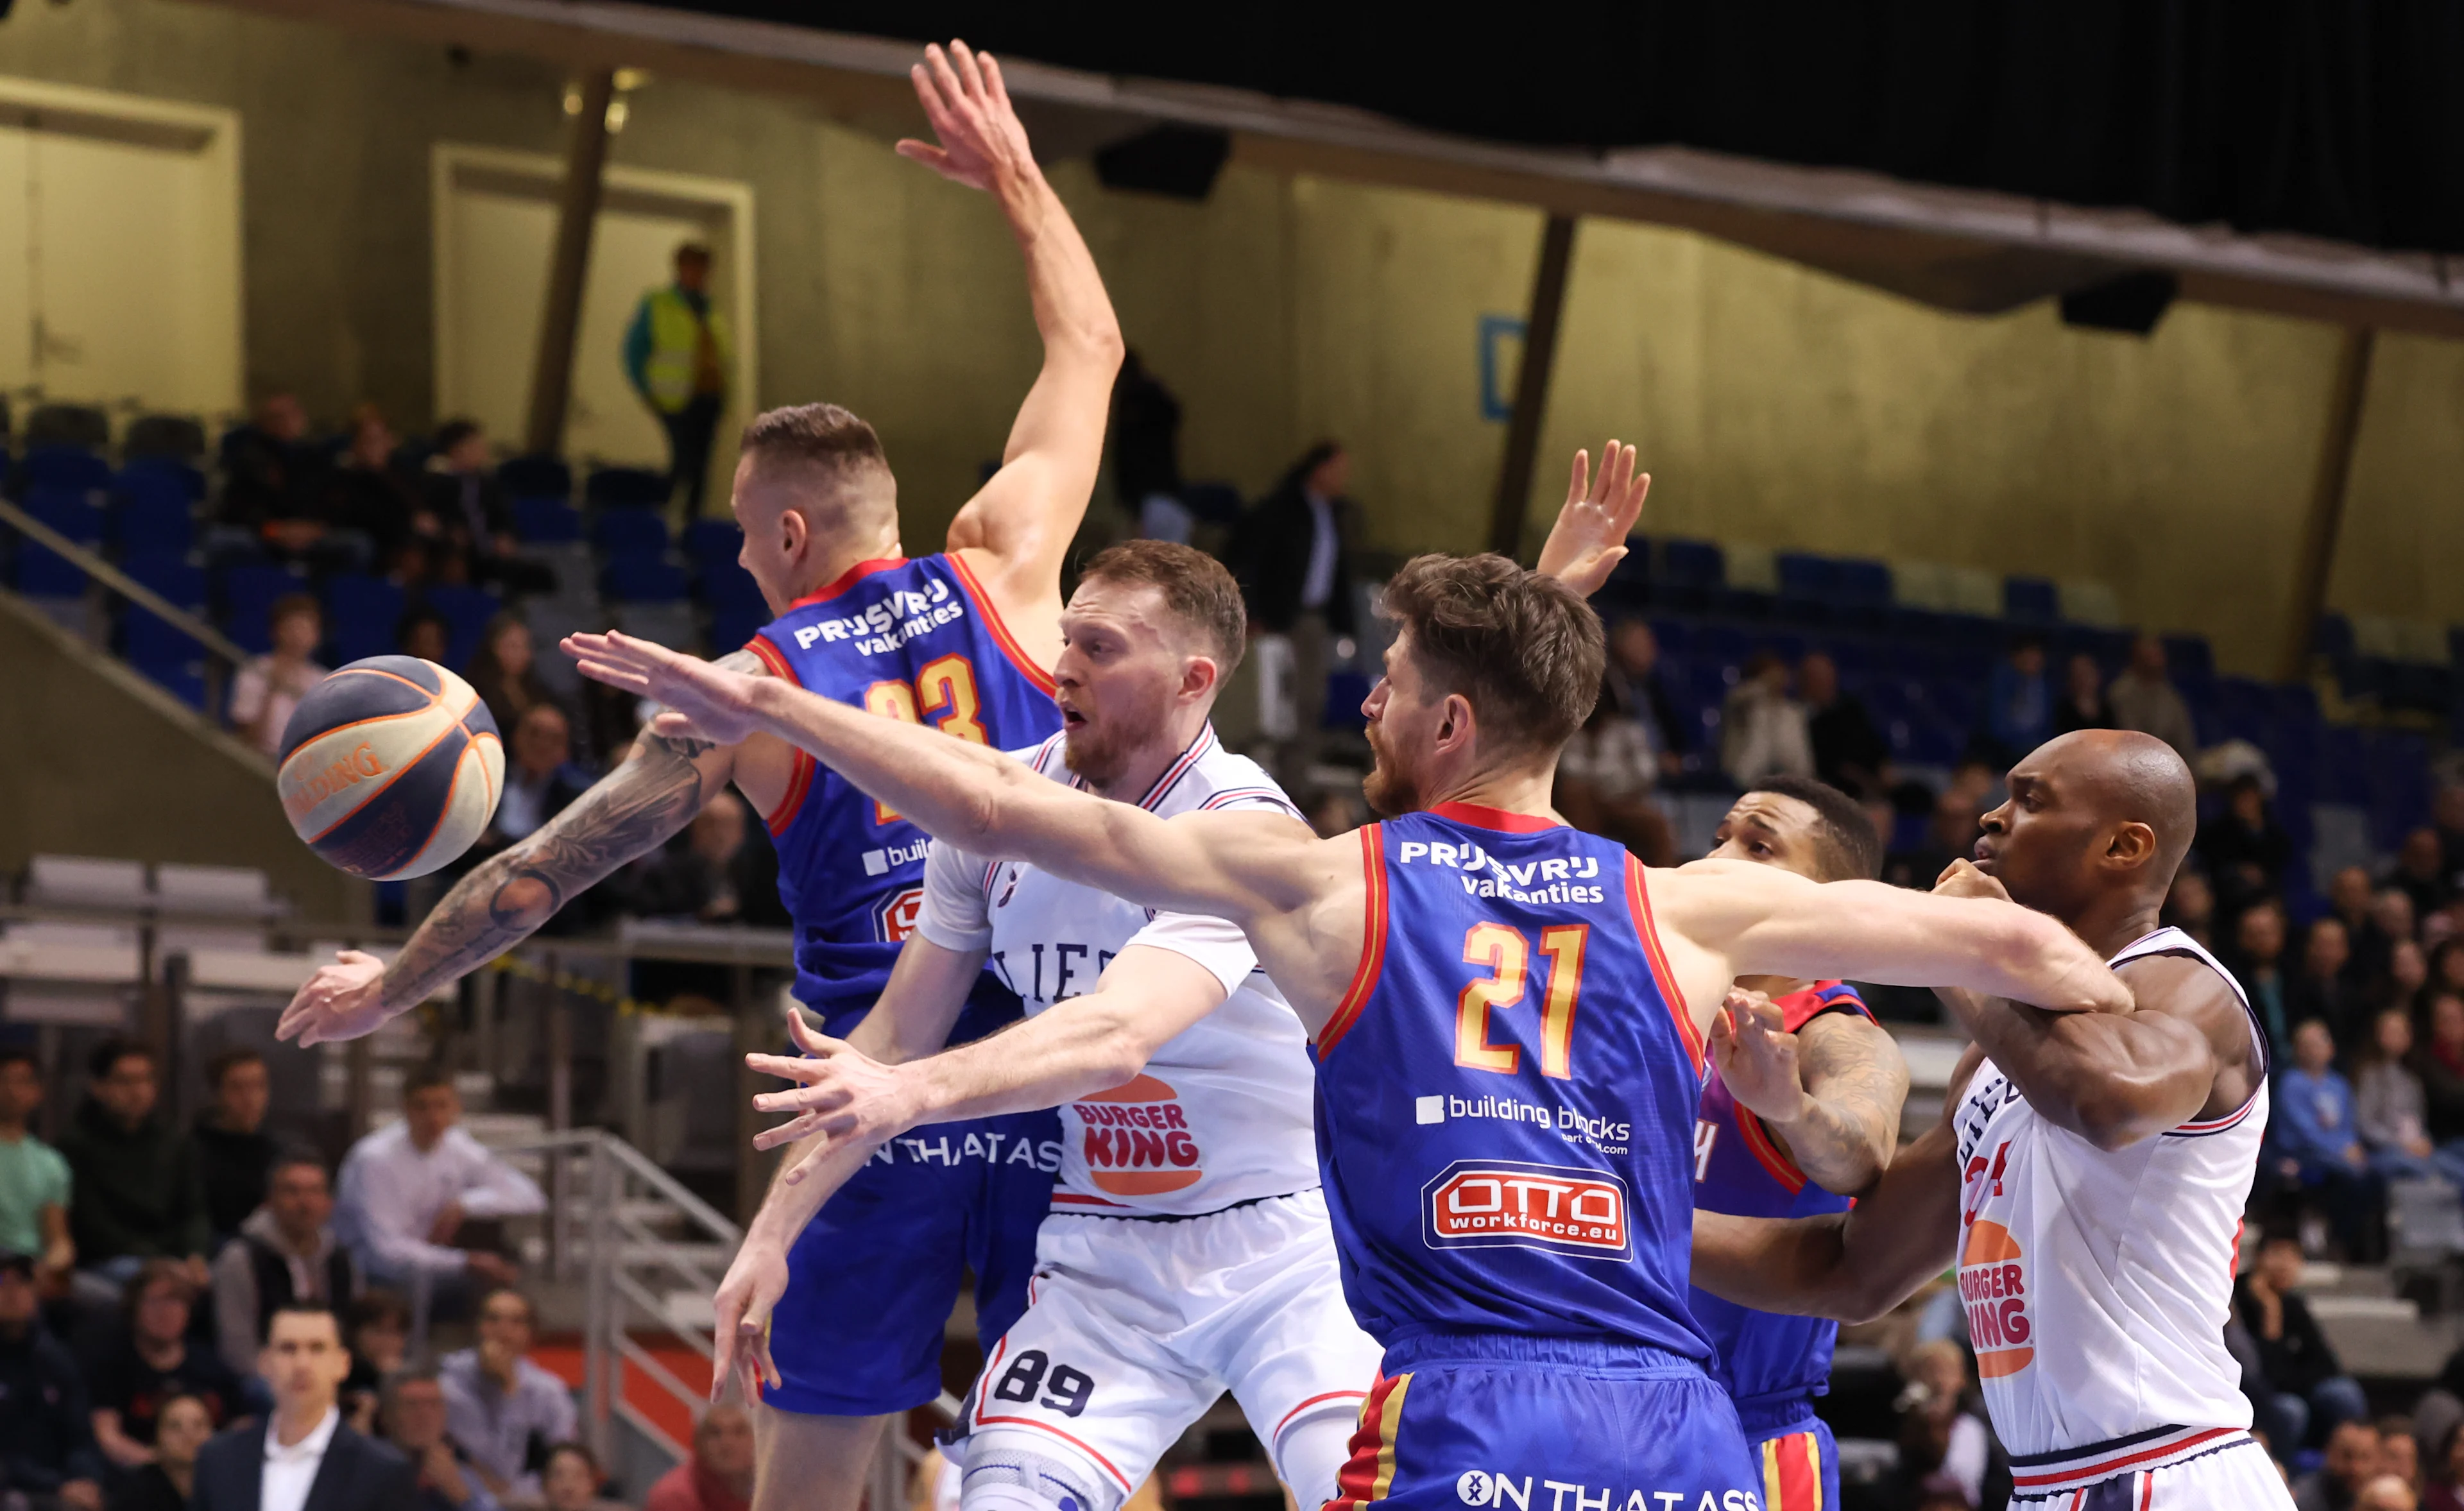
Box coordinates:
[1074,1073,1202,1195]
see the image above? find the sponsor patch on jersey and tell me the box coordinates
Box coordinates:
[878,885,923,942]
[1958,1217,2033,1378]
[1073,1073,1202,1195]
[1421,1158,1632,1261]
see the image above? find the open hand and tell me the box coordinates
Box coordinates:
[711,1234,790,1401]
[564,631,763,746]
[277,950,393,1046]
[1708,988,1813,1125]
[1535,438,1649,599]
[896,42,1037,196]
[744,1007,914,1160]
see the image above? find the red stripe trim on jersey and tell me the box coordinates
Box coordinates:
[2138,1472,2153,1511]
[1050,1191,1132,1208]
[1138,724,1217,811]
[1272,1390,1371,1445]
[1733,1104,1809,1196]
[2166,1095,2263,1138]
[1200,786,1304,819]
[1326,1373,1409,1511]
[1426,801,1561,832]
[947,551,1061,699]
[1624,854,1704,1074]
[744,633,799,685]
[1761,1431,1822,1511]
[784,556,909,613]
[972,1415,1135,1490]
[2008,1427,2237,1489]
[742,634,820,834]
[1315,825,1389,1055]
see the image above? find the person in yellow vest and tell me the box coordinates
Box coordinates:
[623,241,732,511]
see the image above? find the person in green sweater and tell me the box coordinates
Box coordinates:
[56,1040,209,1306]
[0,1049,74,1292]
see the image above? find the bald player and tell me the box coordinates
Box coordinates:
[1695,730,2289,1509]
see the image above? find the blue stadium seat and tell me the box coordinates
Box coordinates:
[110,484,194,553]
[512,495,583,544]
[603,554,688,603]
[710,608,767,658]
[17,445,112,497]
[1833,559,1894,608]
[701,560,767,615]
[2003,576,2059,623]
[1775,553,1838,601]
[2314,613,2357,662]
[13,488,105,595]
[216,563,308,655]
[682,518,744,570]
[2161,634,2215,682]
[120,554,207,667]
[595,509,670,556]
[423,585,502,672]
[321,574,407,666]
[498,455,573,500]
[117,457,206,502]
[586,467,671,509]
[1659,540,1725,589]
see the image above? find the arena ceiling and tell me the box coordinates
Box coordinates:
[185,0,2464,337]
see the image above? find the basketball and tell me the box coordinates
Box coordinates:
[275,656,504,881]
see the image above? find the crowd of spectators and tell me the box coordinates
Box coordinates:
[0,1043,669,1511]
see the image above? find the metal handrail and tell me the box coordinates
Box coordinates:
[0,495,253,667]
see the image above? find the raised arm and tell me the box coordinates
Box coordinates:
[1654,860,2131,1018]
[907,42,1124,624]
[277,681,749,1046]
[1535,440,1648,598]
[1708,989,1910,1197]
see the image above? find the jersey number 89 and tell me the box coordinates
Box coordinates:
[991,1349,1094,1418]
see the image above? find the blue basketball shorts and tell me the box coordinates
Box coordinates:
[1731,1397,1835,1511]
[764,1107,1062,1416]
[1322,1334,1763,1511]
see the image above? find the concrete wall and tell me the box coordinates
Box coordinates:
[5,0,2462,677]
[0,593,365,923]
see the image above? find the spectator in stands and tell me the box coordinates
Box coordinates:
[58,1040,210,1299]
[228,596,327,761]
[381,1368,497,1511]
[2228,900,2294,1061]
[2240,1231,2372,1450]
[643,1406,751,1511]
[2331,864,2378,945]
[2437,786,2464,899]
[538,1444,622,1511]
[2418,994,2464,1168]
[1556,629,1679,867]
[218,395,347,572]
[2360,1476,2420,1511]
[2198,773,2294,925]
[2436,942,2464,1005]
[2383,941,2432,1020]
[2357,1007,2444,1184]
[1110,351,1187,543]
[484,706,592,850]
[2397,828,2454,924]
[339,1293,409,1435]
[0,1050,75,1292]
[1893,1339,1994,1510]
[624,242,732,515]
[1225,441,1358,788]
[192,1302,415,1511]
[334,1071,536,1304]
[325,407,420,572]
[466,616,558,740]
[2051,651,2110,735]
[211,1155,358,1381]
[2107,633,2199,758]
[396,607,450,667]
[2363,889,2421,988]
[192,1051,275,1247]
[439,1290,575,1503]
[1800,651,1888,799]
[90,1260,239,1469]
[2293,919,2369,1053]
[626,792,783,928]
[1883,789,1983,892]
[2426,1424,2464,1511]
[1719,653,1813,786]
[2383,1420,2424,1499]
[2273,1019,2384,1261]
[2163,868,2218,949]
[418,422,545,596]
[1979,636,2051,766]
[108,1393,210,1511]
[2298,1419,2385,1511]
[1596,621,1690,776]
[0,1249,102,1511]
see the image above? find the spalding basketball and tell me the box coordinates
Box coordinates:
[275,656,504,880]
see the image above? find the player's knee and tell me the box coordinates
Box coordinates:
[961,1442,1120,1511]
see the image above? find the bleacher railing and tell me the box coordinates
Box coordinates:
[0,494,252,714]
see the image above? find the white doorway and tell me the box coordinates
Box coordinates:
[0,78,243,429]
[431,144,757,503]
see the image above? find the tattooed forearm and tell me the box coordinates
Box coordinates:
[376,724,732,1009]
[1768,1012,1912,1198]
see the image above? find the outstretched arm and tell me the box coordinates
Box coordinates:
[1691,1045,1979,1322]
[910,42,1124,614]
[277,681,750,1046]
[1709,989,1910,1197]
[1657,860,2131,1017]
[565,632,1329,926]
[1536,440,1648,597]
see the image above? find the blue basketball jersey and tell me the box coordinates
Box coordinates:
[1310,804,1713,1360]
[1690,980,1872,1418]
[744,554,1061,1031]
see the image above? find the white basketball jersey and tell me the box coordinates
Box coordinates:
[916,726,1321,1216]
[1951,926,2266,1478]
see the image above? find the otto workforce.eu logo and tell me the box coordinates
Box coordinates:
[1421,1159,1631,1261]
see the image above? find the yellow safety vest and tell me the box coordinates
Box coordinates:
[636,287,732,414]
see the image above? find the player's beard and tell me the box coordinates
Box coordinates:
[1361,719,1420,819]
[1062,684,1170,791]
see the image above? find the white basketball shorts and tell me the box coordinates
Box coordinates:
[947,1188,1385,1508]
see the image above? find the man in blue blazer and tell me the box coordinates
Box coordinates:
[193,1303,416,1511]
